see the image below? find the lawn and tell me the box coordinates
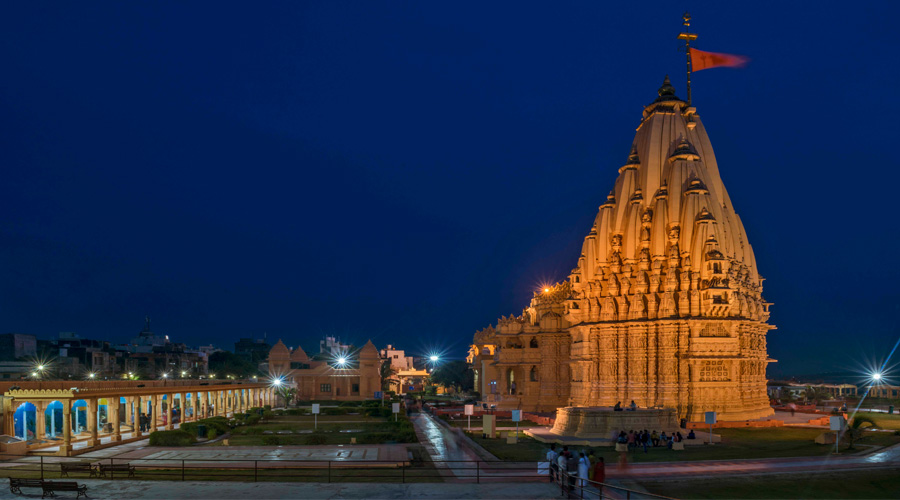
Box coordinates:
[444,418,540,428]
[855,411,900,430]
[633,468,900,499]
[224,415,416,446]
[469,427,900,463]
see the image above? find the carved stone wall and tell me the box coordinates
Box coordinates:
[471,78,774,422]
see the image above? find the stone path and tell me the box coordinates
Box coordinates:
[0,480,561,499]
[608,442,900,479]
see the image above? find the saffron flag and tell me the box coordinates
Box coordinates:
[690,48,748,72]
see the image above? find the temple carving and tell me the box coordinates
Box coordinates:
[470,77,774,421]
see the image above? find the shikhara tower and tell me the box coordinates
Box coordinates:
[470,78,774,422]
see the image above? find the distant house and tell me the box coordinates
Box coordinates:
[268,339,380,401]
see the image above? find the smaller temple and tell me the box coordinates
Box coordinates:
[268,339,381,401]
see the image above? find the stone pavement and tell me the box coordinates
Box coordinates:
[0,480,561,499]
[609,442,900,479]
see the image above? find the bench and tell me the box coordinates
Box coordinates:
[40,480,88,499]
[59,463,97,478]
[9,477,43,494]
[97,463,135,478]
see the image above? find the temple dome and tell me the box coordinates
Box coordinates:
[270,339,290,360]
[290,345,309,362]
[359,340,379,359]
[571,77,767,322]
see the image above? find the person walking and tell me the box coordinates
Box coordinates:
[566,450,579,490]
[577,452,589,490]
[593,456,606,497]
[546,443,559,483]
[558,448,569,487]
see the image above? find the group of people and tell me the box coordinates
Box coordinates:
[612,400,638,412]
[616,428,694,452]
[545,444,605,492]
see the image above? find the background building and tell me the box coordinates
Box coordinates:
[0,333,37,361]
[380,344,414,371]
[269,339,380,401]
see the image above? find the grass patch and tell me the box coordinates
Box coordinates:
[472,427,900,463]
[634,468,900,499]
[444,419,540,428]
[225,415,416,445]
[468,432,548,461]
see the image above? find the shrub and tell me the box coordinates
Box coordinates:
[263,405,272,411]
[286,409,304,416]
[181,417,231,438]
[262,436,281,446]
[262,410,275,420]
[323,408,347,416]
[304,434,328,445]
[149,430,195,447]
[246,414,261,426]
[207,429,218,440]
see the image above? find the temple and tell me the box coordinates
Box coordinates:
[470,77,774,422]
[268,339,381,401]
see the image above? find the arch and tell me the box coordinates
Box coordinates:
[529,337,538,348]
[507,368,516,395]
[530,366,538,382]
[72,399,88,433]
[13,402,36,440]
[45,401,64,438]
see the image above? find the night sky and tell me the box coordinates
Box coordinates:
[1,2,898,377]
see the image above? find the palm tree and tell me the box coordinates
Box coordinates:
[805,386,830,410]
[379,360,397,393]
[843,416,878,450]
[274,386,296,408]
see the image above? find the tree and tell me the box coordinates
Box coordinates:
[843,416,877,450]
[430,360,474,393]
[805,386,830,409]
[379,360,397,392]
[274,386,296,407]
[209,351,260,378]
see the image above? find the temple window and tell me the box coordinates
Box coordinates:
[320,384,331,393]
[530,366,538,382]
[529,337,538,348]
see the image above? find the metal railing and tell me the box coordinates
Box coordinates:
[554,467,676,500]
[0,453,671,497]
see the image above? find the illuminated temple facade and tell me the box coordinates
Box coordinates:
[470,78,774,422]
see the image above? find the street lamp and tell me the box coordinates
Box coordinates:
[337,357,347,367]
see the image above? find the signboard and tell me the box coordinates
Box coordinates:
[830,416,845,431]
[511,410,522,422]
[704,411,717,425]
[392,402,400,414]
[464,404,474,416]
[311,404,320,415]
[374,391,383,400]
[409,385,415,391]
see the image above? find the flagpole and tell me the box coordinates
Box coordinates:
[677,12,698,107]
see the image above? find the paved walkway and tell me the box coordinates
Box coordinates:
[608,442,900,479]
[0,480,561,499]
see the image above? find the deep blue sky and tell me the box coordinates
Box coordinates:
[1,2,898,377]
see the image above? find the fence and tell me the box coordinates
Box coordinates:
[556,467,675,500]
[0,453,672,498]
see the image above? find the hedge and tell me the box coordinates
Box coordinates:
[149,430,195,446]
[180,417,230,437]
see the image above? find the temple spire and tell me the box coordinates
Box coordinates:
[677,12,698,106]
